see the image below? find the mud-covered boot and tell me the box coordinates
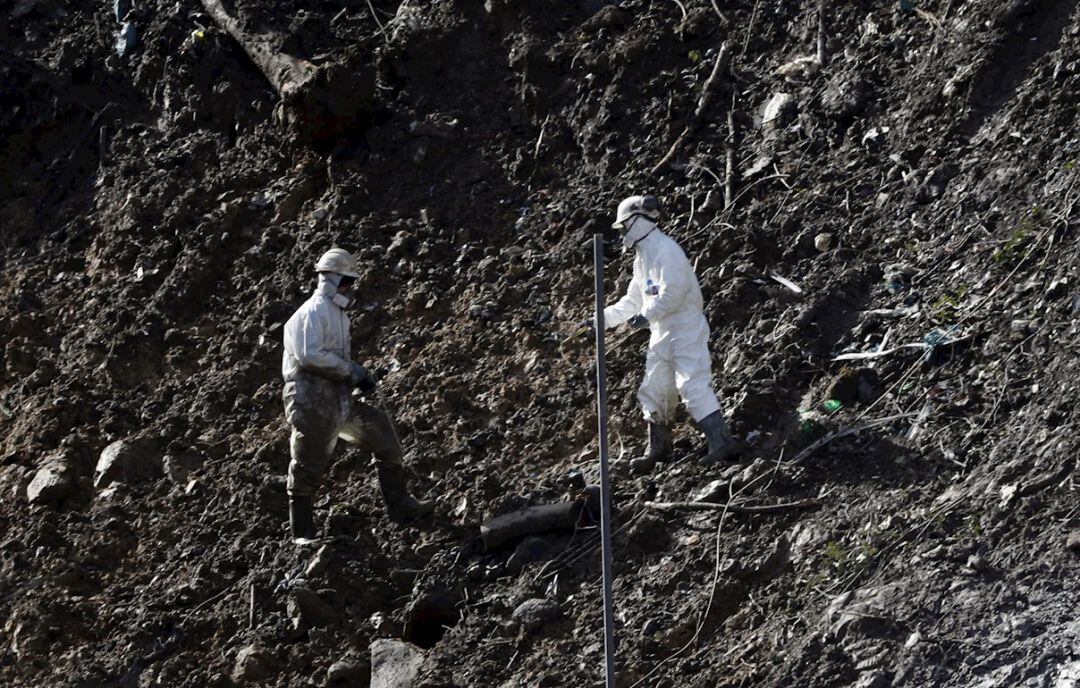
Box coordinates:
[699,411,740,464]
[631,422,673,475]
[289,495,317,543]
[377,463,435,521]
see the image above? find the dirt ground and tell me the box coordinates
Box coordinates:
[1,1,1079,686]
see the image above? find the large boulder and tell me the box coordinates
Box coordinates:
[94,438,162,489]
[27,453,77,506]
[370,640,425,688]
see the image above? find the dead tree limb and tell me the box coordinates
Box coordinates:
[650,42,730,176]
[645,499,821,515]
[200,0,374,142]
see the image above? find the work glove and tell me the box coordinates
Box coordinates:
[350,363,377,393]
[580,318,597,340]
[627,314,649,330]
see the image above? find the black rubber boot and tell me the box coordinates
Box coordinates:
[631,422,673,475]
[377,464,435,521]
[699,411,740,464]
[289,495,316,543]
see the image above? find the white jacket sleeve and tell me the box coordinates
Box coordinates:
[640,246,692,323]
[603,261,643,329]
[288,308,354,382]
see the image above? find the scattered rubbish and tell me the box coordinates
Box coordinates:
[814,232,834,252]
[116,22,138,58]
[776,55,821,80]
[768,273,803,295]
[833,326,970,363]
[823,399,843,414]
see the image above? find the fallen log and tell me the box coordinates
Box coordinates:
[480,502,583,551]
[200,0,375,142]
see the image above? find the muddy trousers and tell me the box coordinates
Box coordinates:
[284,376,402,498]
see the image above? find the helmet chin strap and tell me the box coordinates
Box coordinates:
[622,215,656,251]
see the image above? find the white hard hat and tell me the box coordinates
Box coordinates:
[314,248,360,278]
[612,194,660,229]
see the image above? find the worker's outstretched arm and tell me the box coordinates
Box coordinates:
[289,311,354,381]
[603,261,644,329]
[640,251,692,323]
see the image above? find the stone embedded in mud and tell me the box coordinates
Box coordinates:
[370,639,425,688]
[232,644,270,682]
[511,598,562,634]
[94,439,162,489]
[289,587,335,631]
[327,657,370,684]
[507,535,555,572]
[27,454,77,506]
[1067,531,1080,552]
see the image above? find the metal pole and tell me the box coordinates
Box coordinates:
[593,233,617,688]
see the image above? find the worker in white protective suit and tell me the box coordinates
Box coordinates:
[597,195,739,474]
[283,248,433,543]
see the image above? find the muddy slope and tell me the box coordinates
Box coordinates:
[1,1,1079,687]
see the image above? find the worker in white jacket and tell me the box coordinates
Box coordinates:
[283,248,433,542]
[599,195,739,473]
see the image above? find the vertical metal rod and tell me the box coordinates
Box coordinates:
[593,233,617,688]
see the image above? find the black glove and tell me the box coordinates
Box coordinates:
[581,318,597,339]
[628,314,649,330]
[350,363,378,393]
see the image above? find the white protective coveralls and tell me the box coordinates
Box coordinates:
[603,219,722,424]
[282,273,399,497]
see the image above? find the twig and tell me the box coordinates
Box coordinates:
[650,43,730,176]
[816,0,827,67]
[645,498,821,514]
[366,0,388,40]
[741,0,762,57]
[724,107,736,209]
[249,582,256,628]
[670,0,687,21]
[789,412,918,464]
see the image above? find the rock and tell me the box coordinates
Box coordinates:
[915,163,960,204]
[511,597,561,634]
[289,587,335,631]
[162,450,204,483]
[814,232,833,252]
[27,454,77,506]
[507,536,555,572]
[761,92,795,129]
[370,639,425,688]
[232,644,269,682]
[327,657,370,684]
[855,671,889,688]
[1066,531,1080,552]
[94,438,162,489]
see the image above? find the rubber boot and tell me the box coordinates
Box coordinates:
[631,422,673,475]
[699,411,740,464]
[289,495,317,543]
[377,464,435,521]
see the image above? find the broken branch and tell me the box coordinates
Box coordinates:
[200,0,375,142]
[645,499,821,514]
[650,43,730,176]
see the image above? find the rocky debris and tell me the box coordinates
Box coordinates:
[94,438,162,489]
[370,639,425,688]
[26,452,77,506]
[327,656,370,684]
[289,587,335,633]
[232,644,270,682]
[507,535,556,572]
[162,450,204,483]
[761,92,796,130]
[1067,531,1080,552]
[511,598,562,634]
